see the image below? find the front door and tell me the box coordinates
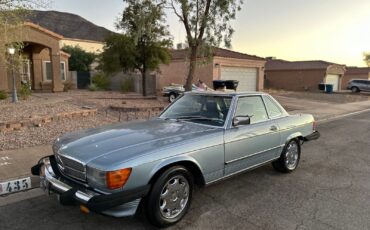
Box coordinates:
[224,96,281,175]
[20,60,31,89]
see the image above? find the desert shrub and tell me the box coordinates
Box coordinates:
[0,90,7,100]
[92,73,110,90]
[88,83,99,91]
[63,81,73,92]
[19,83,32,100]
[120,78,134,93]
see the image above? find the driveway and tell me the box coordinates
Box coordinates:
[1,111,369,230]
[269,91,370,121]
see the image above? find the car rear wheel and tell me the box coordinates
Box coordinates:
[168,93,177,103]
[146,166,193,227]
[351,86,360,93]
[272,139,301,173]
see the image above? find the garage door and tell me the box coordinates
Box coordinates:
[325,75,340,92]
[221,67,257,91]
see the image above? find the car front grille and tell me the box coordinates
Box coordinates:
[56,154,86,182]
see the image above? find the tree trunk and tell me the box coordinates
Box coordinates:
[185,46,197,91]
[142,69,147,96]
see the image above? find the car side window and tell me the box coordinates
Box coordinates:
[263,96,282,118]
[235,96,268,124]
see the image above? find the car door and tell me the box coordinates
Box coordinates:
[366,81,370,91]
[224,96,281,176]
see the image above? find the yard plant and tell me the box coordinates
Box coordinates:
[19,82,32,100]
[100,0,172,96]
[91,73,110,90]
[0,90,8,100]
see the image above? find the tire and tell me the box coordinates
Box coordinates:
[168,93,177,103]
[146,166,193,228]
[272,139,301,173]
[351,87,360,93]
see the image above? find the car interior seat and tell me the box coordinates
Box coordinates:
[204,101,224,120]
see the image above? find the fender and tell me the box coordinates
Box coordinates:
[285,132,303,144]
[149,155,205,183]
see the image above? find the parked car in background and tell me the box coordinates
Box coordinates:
[347,79,370,93]
[162,84,185,102]
[163,84,204,102]
[32,92,319,227]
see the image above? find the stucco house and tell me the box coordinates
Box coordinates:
[0,22,70,92]
[0,11,114,93]
[265,59,346,92]
[158,48,266,92]
[342,67,370,90]
[27,10,113,54]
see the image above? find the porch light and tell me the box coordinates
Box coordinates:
[7,47,15,55]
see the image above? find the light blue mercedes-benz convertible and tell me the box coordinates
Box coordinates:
[32,92,319,227]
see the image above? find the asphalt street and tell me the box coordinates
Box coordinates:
[0,111,370,230]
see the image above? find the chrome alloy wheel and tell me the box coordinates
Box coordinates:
[285,141,299,170]
[159,175,190,219]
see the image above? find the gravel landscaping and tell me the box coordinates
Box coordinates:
[0,114,116,151]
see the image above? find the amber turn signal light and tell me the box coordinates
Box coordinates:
[106,168,132,190]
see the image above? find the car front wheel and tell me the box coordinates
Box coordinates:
[146,166,193,227]
[272,139,301,173]
[351,86,360,93]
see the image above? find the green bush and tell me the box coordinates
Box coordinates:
[0,90,7,100]
[92,73,110,90]
[19,83,32,100]
[120,78,134,93]
[88,83,99,91]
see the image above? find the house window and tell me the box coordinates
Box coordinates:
[60,62,66,81]
[43,61,67,81]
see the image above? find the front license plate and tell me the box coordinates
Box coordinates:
[0,177,32,195]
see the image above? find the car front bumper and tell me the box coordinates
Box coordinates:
[31,156,150,217]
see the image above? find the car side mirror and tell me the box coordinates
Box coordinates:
[233,116,251,127]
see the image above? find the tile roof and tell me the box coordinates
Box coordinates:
[266,59,344,71]
[170,47,265,61]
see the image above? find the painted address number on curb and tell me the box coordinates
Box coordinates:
[0,177,32,195]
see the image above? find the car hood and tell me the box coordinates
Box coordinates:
[54,119,217,168]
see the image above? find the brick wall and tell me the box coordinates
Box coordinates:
[265,69,327,91]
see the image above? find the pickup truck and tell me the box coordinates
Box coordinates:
[32,92,319,227]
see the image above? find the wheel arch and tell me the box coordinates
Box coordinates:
[285,132,304,145]
[148,157,206,187]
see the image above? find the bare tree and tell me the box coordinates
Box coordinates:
[168,0,243,90]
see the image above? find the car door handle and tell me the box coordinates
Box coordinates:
[270,126,278,131]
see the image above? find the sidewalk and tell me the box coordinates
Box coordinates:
[0,145,51,189]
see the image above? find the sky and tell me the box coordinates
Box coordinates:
[49,0,370,67]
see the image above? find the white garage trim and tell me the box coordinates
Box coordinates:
[220,67,258,92]
[325,74,340,92]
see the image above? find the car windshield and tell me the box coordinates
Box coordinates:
[160,94,233,127]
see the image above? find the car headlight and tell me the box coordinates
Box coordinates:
[87,167,132,190]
